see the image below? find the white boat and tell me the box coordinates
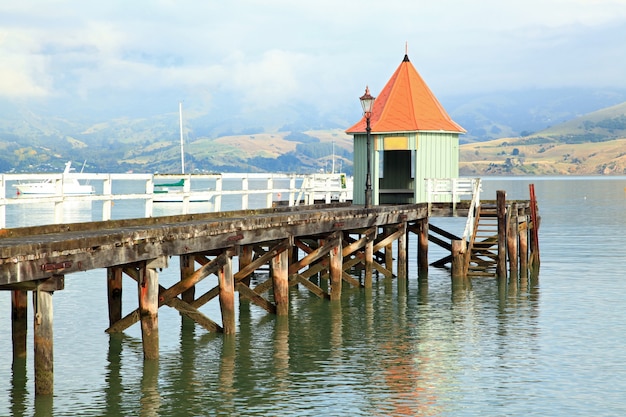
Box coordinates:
[13,161,95,195]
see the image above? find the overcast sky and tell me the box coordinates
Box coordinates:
[1,0,625,119]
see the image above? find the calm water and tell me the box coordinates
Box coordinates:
[2,177,626,416]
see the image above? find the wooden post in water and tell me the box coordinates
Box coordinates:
[451,240,465,279]
[496,190,507,280]
[12,290,28,361]
[529,184,541,268]
[33,287,54,395]
[329,233,343,301]
[507,204,519,279]
[239,246,254,287]
[519,217,529,279]
[219,253,236,334]
[365,230,374,288]
[272,249,289,315]
[138,261,160,360]
[397,222,407,280]
[180,255,196,304]
[417,218,429,276]
[107,267,123,326]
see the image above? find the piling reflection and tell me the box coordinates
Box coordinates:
[85,264,542,416]
[10,358,27,417]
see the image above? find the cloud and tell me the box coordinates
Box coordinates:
[0,0,625,117]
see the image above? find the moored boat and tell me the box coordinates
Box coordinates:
[13,161,95,195]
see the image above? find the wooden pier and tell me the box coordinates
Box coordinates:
[1,192,539,395]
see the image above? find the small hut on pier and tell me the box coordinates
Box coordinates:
[346,53,466,205]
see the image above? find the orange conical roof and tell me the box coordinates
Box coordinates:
[346,54,465,134]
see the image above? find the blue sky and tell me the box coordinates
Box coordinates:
[1,0,625,119]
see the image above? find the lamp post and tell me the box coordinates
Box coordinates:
[360,86,375,208]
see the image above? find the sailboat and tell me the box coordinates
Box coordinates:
[153,103,212,203]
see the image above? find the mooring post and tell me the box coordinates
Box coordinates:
[33,287,54,395]
[272,249,289,315]
[507,204,519,279]
[219,253,236,334]
[397,222,407,280]
[139,260,161,360]
[417,218,429,276]
[180,255,196,304]
[107,267,123,326]
[329,234,343,301]
[451,239,465,279]
[519,216,529,279]
[365,230,374,288]
[496,190,507,280]
[12,290,28,361]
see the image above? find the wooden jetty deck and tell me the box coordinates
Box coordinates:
[2,194,539,395]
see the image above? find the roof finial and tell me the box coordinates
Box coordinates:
[403,41,410,62]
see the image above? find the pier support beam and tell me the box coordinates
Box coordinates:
[329,233,343,301]
[507,205,519,279]
[272,248,289,315]
[496,190,507,280]
[107,267,123,326]
[364,231,374,288]
[180,255,196,304]
[451,240,465,279]
[519,220,529,279]
[12,290,28,361]
[219,253,236,334]
[138,260,161,360]
[33,287,54,395]
[397,222,407,280]
[417,218,429,276]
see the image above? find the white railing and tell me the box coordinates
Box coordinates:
[461,178,482,245]
[425,177,481,208]
[0,172,352,228]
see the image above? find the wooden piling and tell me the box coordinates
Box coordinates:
[507,204,519,279]
[398,222,407,280]
[272,249,289,315]
[329,233,343,301]
[138,263,159,360]
[107,267,123,326]
[496,190,507,280]
[219,254,236,334]
[33,288,54,395]
[519,218,529,279]
[11,290,28,361]
[451,240,465,279]
[365,232,374,288]
[180,255,196,304]
[417,218,429,276]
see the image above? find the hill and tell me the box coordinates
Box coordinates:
[2,87,626,174]
[460,102,626,175]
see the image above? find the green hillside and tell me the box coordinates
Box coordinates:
[460,102,626,175]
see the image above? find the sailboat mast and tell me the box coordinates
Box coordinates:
[179,101,185,174]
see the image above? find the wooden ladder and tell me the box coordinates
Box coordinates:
[466,204,499,278]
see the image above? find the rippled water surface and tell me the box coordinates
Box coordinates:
[2,177,626,416]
